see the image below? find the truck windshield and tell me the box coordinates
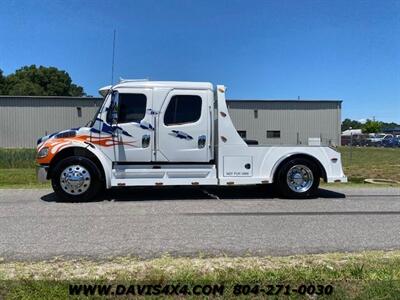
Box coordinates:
[86,95,108,127]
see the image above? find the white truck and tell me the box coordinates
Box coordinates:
[37,80,347,200]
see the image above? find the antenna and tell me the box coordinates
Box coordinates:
[111,29,116,85]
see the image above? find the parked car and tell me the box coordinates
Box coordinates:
[381,137,400,148]
[366,134,393,146]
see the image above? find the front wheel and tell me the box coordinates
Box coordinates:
[51,156,103,201]
[276,158,320,199]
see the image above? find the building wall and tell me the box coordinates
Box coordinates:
[0,96,102,148]
[227,100,341,146]
[0,96,341,148]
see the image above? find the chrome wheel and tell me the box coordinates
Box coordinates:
[60,165,91,195]
[286,164,314,193]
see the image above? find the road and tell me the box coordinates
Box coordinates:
[0,186,399,261]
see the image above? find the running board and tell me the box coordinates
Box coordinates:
[111,164,217,187]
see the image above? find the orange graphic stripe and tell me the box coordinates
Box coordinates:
[36,134,137,165]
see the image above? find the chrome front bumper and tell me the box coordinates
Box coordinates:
[37,165,49,183]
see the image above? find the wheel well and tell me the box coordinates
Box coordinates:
[47,147,105,181]
[273,154,327,183]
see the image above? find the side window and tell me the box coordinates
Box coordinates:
[267,130,281,138]
[118,93,147,123]
[237,130,247,138]
[164,95,202,126]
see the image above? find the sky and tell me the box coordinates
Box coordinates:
[0,0,399,122]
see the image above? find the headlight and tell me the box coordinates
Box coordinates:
[37,147,49,158]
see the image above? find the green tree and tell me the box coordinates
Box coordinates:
[69,83,85,97]
[2,65,85,96]
[362,119,382,133]
[381,122,400,130]
[341,118,363,131]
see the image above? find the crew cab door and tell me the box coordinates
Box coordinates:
[156,90,211,162]
[100,88,153,162]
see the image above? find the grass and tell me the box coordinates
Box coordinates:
[0,169,49,188]
[1,251,400,299]
[0,148,36,169]
[338,147,400,183]
[0,147,399,188]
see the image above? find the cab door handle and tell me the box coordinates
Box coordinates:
[198,135,206,149]
[142,134,150,148]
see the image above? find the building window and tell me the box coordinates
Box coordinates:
[237,130,247,138]
[267,130,280,138]
[254,110,258,119]
[76,107,82,117]
[164,95,202,126]
[118,93,147,123]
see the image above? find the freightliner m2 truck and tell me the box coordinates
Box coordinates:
[37,81,347,200]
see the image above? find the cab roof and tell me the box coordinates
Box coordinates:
[99,80,214,96]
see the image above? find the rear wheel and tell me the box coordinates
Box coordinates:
[276,158,320,199]
[51,156,103,201]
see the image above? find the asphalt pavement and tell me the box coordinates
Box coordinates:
[0,186,399,261]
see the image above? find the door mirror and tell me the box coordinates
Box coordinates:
[111,110,118,125]
[107,91,119,125]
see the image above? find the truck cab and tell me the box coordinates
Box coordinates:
[37,80,347,200]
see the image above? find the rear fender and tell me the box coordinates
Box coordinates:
[269,152,328,183]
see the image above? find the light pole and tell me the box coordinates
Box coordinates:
[349,127,353,164]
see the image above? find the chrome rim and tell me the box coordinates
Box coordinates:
[60,165,91,195]
[286,164,314,193]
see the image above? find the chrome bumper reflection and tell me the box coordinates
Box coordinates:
[37,166,49,183]
[327,176,348,183]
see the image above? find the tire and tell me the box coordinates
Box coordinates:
[51,156,104,201]
[275,158,320,199]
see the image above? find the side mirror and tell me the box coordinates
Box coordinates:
[111,110,118,125]
[108,91,119,125]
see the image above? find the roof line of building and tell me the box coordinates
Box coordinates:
[0,95,103,100]
[227,99,342,103]
[0,95,342,103]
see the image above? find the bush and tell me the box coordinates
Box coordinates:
[0,148,36,168]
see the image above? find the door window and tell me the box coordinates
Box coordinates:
[118,93,147,123]
[164,95,202,126]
